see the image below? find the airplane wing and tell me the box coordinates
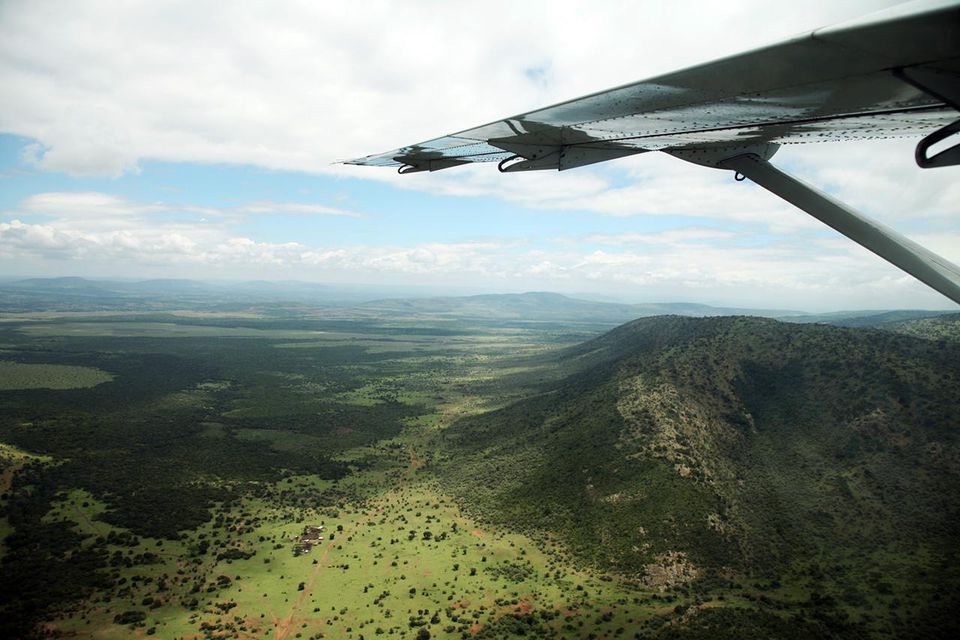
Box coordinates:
[346,0,960,304]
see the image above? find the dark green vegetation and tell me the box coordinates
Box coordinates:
[439,315,960,639]
[878,312,960,343]
[0,282,957,639]
[0,297,585,639]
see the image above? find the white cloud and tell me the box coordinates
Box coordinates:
[0,191,372,268]
[2,189,954,310]
[783,140,960,225]
[587,228,739,246]
[22,191,149,217]
[0,0,903,178]
[236,202,365,217]
[0,1,943,228]
[14,191,363,224]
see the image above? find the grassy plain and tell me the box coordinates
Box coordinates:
[0,360,114,389]
[0,309,620,639]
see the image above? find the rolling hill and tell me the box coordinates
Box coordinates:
[437,315,960,637]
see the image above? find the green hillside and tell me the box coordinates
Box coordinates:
[438,316,960,637]
[879,312,960,342]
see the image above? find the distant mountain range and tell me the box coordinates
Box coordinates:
[0,276,409,310]
[357,291,800,323]
[2,278,956,328]
[1,276,372,298]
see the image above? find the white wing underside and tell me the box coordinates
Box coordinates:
[346,1,959,172]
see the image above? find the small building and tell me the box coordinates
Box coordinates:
[292,525,325,555]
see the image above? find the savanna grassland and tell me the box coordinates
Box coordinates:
[0,292,957,640]
[0,303,623,639]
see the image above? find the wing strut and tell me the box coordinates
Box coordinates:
[718,153,960,304]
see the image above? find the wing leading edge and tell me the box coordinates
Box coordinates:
[346,0,960,304]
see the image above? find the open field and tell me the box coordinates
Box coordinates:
[14,321,334,339]
[0,309,601,638]
[0,360,114,390]
[40,469,667,640]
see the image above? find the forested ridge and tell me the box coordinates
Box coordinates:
[439,316,960,638]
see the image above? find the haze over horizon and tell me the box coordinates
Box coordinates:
[2,0,958,312]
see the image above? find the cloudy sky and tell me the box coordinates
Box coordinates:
[1,0,957,311]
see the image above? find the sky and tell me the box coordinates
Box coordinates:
[0,0,957,312]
